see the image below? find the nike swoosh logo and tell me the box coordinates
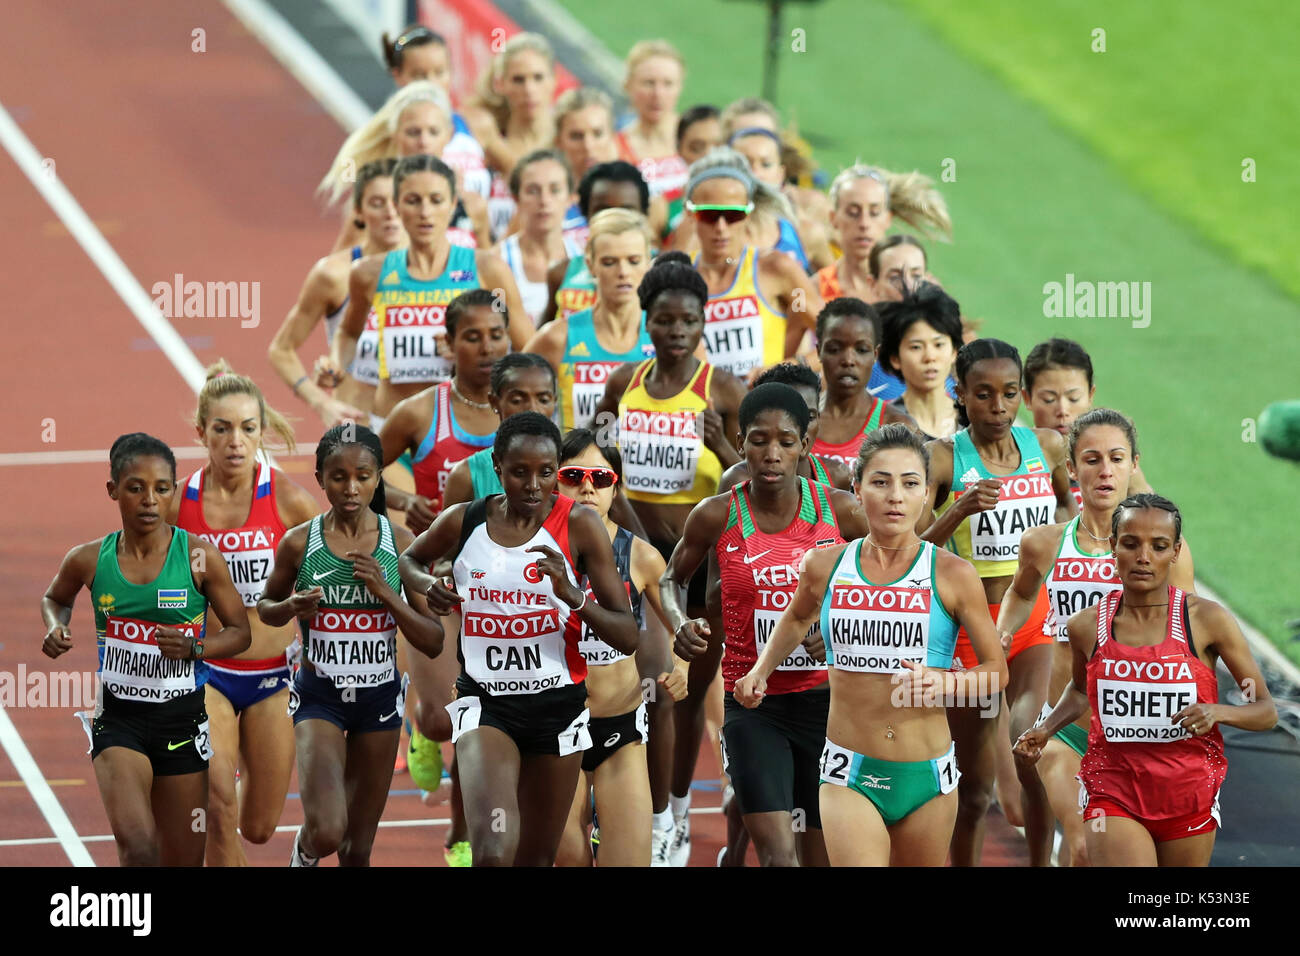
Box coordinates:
[312,570,332,581]
[167,738,193,751]
[379,710,398,722]
[725,544,739,552]
[1187,818,1212,832]
[743,549,772,565]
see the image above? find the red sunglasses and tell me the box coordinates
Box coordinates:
[557,466,619,489]
[686,202,753,225]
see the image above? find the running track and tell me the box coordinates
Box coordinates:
[0,0,1030,867]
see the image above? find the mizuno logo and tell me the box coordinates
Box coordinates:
[859,774,891,788]
[166,738,193,751]
[743,549,772,565]
[909,578,926,588]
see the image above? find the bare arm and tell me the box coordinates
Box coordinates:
[1186,598,1277,733]
[1037,428,1079,522]
[937,551,1009,697]
[40,541,99,659]
[593,362,637,431]
[190,535,252,660]
[332,257,383,376]
[441,459,476,509]
[658,497,728,657]
[829,488,870,540]
[1015,605,1096,760]
[521,317,568,373]
[995,523,1059,644]
[564,505,638,655]
[256,526,318,629]
[537,258,569,329]
[476,252,534,349]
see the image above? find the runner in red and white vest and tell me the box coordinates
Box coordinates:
[663,383,867,867]
[169,364,321,866]
[399,411,638,866]
[1015,493,1276,867]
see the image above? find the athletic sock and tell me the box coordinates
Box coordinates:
[670,792,691,822]
[653,808,674,831]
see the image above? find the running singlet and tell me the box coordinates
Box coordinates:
[554,256,597,321]
[92,527,209,702]
[562,203,588,251]
[467,447,502,499]
[560,307,655,429]
[776,217,810,273]
[373,246,479,386]
[295,514,400,689]
[323,245,362,346]
[820,539,958,673]
[453,494,587,695]
[411,381,496,511]
[442,113,491,199]
[501,233,585,324]
[618,359,722,504]
[1045,516,1119,642]
[936,427,1057,578]
[487,173,515,244]
[1080,587,1226,819]
[616,132,688,200]
[576,526,644,666]
[177,456,285,610]
[810,398,884,468]
[695,246,786,378]
[718,477,840,694]
[327,247,382,386]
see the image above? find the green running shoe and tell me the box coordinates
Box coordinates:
[444,840,472,867]
[407,729,444,791]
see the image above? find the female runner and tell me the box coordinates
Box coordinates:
[1015,494,1275,866]
[811,297,916,468]
[999,409,1191,865]
[876,285,965,440]
[524,207,655,429]
[736,424,1008,865]
[553,429,686,866]
[399,412,638,866]
[919,338,1076,865]
[728,126,832,271]
[268,159,401,430]
[616,40,688,201]
[594,253,746,864]
[259,425,442,867]
[496,148,585,325]
[169,363,320,866]
[42,434,250,865]
[665,383,869,866]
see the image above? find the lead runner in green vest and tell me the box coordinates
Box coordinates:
[41,433,251,866]
[258,424,443,867]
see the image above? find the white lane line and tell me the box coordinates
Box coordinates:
[0,446,316,467]
[0,806,723,848]
[0,706,94,865]
[221,0,372,131]
[0,100,207,393]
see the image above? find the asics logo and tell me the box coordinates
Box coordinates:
[604,733,621,748]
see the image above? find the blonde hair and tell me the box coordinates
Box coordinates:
[555,87,614,132]
[317,81,452,206]
[720,96,780,136]
[195,360,296,453]
[829,163,952,241]
[472,33,555,133]
[585,208,653,258]
[624,40,685,87]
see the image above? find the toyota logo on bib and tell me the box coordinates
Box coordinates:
[523,562,543,584]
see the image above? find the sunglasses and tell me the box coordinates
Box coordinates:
[557,466,619,489]
[686,202,753,225]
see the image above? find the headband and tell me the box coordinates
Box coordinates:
[727,126,782,147]
[685,165,756,201]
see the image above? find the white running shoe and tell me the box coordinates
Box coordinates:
[669,814,691,867]
[651,821,676,867]
[290,826,318,868]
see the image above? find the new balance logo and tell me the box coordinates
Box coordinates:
[258,677,283,689]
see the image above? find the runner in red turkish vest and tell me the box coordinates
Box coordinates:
[1016,494,1276,866]
[997,409,1196,866]
[42,434,251,866]
[919,339,1076,867]
[399,412,638,867]
[736,424,1008,866]
[812,298,917,468]
[719,363,855,495]
[379,289,508,533]
[665,383,868,866]
[170,363,320,866]
[553,429,687,868]
[259,425,443,868]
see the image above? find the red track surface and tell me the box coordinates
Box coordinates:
[0,0,1026,867]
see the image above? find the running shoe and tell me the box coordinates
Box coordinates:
[651,821,675,867]
[669,815,691,867]
[407,728,443,791]
[444,840,472,868]
[290,826,318,868]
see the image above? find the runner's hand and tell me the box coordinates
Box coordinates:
[895,659,947,705]
[404,496,438,536]
[1173,702,1220,737]
[802,628,826,663]
[955,478,1002,517]
[997,627,1015,651]
[317,397,366,429]
[673,619,711,660]
[734,669,766,708]
[313,355,345,389]
[424,578,463,615]
[155,625,193,660]
[525,545,583,607]
[1013,727,1050,765]
[698,405,729,457]
[287,586,324,619]
[657,664,688,702]
[42,623,73,659]
[347,551,393,599]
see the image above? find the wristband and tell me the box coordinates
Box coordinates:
[569,589,588,612]
[190,636,205,661]
[291,374,309,395]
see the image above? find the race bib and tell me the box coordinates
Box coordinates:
[556,707,592,756]
[446,695,482,744]
[461,607,567,693]
[100,616,198,702]
[962,473,1054,562]
[306,608,397,688]
[1097,678,1196,743]
[826,583,931,673]
[754,609,826,671]
[570,361,622,430]
[703,295,763,377]
[620,408,702,495]
[194,719,213,761]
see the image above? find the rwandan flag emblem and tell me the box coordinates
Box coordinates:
[157,589,188,609]
[1025,457,1046,473]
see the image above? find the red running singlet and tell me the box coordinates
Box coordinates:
[1080,586,1227,821]
[717,477,843,695]
[410,381,496,512]
[810,397,884,469]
